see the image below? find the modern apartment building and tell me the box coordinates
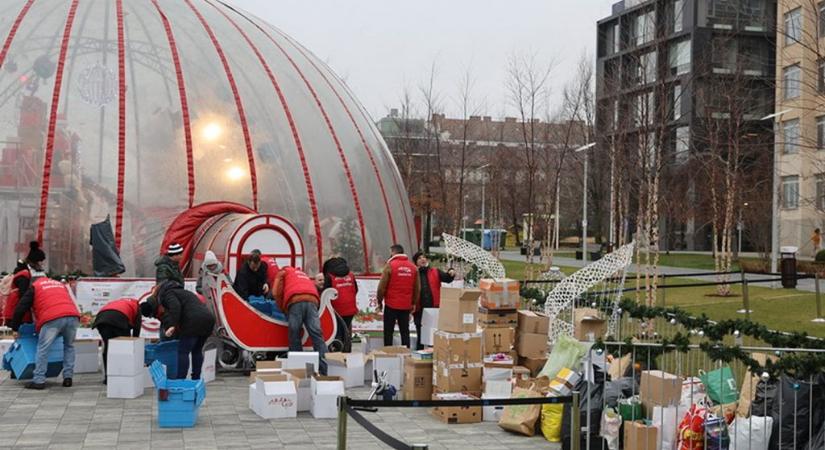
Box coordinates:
[596,0,776,251]
[775,0,825,257]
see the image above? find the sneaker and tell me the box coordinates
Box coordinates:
[24,382,46,390]
[62,378,72,387]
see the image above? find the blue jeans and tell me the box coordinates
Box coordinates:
[175,335,207,380]
[287,301,327,375]
[35,316,79,384]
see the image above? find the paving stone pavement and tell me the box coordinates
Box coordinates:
[0,369,560,449]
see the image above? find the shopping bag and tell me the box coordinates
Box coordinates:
[728,416,773,450]
[680,377,706,407]
[678,404,708,450]
[498,386,542,436]
[652,405,683,450]
[599,408,622,450]
[618,395,644,421]
[699,367,738,405]
[540,403,564,442]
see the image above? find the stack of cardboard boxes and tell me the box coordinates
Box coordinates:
[107,337,145,399]
[515,310,550,376]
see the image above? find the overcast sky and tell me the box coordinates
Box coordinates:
[230,0,617,121]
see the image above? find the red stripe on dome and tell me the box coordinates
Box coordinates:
[231,13,371,272]
[36,0,79,243]
[114,0,126,250]
[0,0,35,70]
[150,0,195,208]
[205,0,323,270]
[281,36,399,245]
[184,0,258,212]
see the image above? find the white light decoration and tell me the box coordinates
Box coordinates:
[442,233,506,279]
[544,242,635,343]
[77,63,116,107]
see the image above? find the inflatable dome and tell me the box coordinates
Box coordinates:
[0,0,414,276]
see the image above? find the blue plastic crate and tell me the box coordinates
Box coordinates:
[248,296,287,322]
[149,360,206,428]
[3,323,64,380]
[144,340,179,378]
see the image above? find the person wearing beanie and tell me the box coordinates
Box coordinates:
[411,251,455,350]
[25,241,46,271]
[11,276,81,389]
[92,298,141,384]
[196,251,227,295]
[155,243,185,285]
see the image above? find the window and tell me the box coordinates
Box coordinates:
[669,40,691,75]
[675,126,689,163]
[613,99,619,130]
[639,51,657,83]
[634,11,655,46]
[785,8,801,45]
[820,2,825,38]
[818,116,825,150]
[782,175,800,209]
[672,84,682,120]
[673,0,684,33]
[783,119,800,154]
[817,174,825,210]
[783,64,801,100]
[819,60,825,93]
[613,23,621,53]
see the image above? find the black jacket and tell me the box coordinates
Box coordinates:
[418,267,455,309]
[154,255,184,285]
[92,310,141,337]
[233,261,268,300]
[156,281,215,338]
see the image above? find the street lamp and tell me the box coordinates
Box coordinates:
[478,164,491,250]
[738,202,749,258]
[761,109,793,278]
[575,142,596,262]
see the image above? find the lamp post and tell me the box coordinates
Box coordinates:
[738,202,748,258]
[575,143,596,262]
[461,194,469,241]
[478,164,491,249]
[761,109,792,279]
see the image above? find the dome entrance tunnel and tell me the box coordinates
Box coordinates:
[0,0,414,276]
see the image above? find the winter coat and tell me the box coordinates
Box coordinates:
[156,281,215,339]
[196,251,226,295]
[12,278,80,332]
[93,298,141,336]
[154,255,184,285]
[233,261,268,300]
[418,266,454,308]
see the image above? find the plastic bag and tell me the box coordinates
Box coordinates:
[728,416,773,450]
[678,404,708,450]
[680,377,706,407]
[599,408,621,450]
[538,335,588,380]
[653,405,684,450]
[699,367,738,405]
[541,403,564,442]
[618,395,643,421]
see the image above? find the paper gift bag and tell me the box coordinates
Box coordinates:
[498,386,542,436]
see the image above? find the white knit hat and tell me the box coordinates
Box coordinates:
[167,243,184,256]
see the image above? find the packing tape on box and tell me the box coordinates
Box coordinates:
[437,362,484,375]
[434,331,482,340]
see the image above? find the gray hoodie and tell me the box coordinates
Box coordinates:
[196,251,225,294]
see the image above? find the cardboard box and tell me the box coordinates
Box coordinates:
[624,421,658,450]
[107,374,144,399]
[573,308,607,341]
[477,307,518,328]
[310,375,345,419]
[433,331,483,393]
[431,393,482,424]
[252,374,298,419]
[420,308,439,346]
[73,339,100,374]
[286,351,319,373]
[188,348,216,383]
[549,367,581,396]
[482,357,514,383]
[478,278,520,310]
[516,333,548,359]
[640,370,683,413]
[403,358,433,401]
[326,352,365,388]
[437,288,481,333]
[107,337,144,377]
[482,398,507,422]
[517,356,547,377]
[0,339,13,360]
[249,360,283,383]
[517,310,550,335]
[484,379,513,398]
[513,365,531,380]
[371,346,410,388]
[249,382,256,410]
[482,327,515,355]
[283,368,311,412]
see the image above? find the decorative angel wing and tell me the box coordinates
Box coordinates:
[442,233,506,279]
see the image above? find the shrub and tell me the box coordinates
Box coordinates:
[816,250,825,262]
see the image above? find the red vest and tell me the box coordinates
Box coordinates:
[3,270,31,323]
[425,267,442,308]
[331,273,358,316]
[30,278,80,332]
[282,267,319,303]
[99,298,140,326]
[263,257,279,288]
[384,255,416,310]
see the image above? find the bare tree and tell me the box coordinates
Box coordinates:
[452,64,485,235]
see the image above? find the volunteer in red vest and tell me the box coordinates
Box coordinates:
[92,298,141,384]
[322,257,358,353]
[274,266,327,374]
[411,251,455,350]
[2,242,45,326]
[11,276,81,390]
[376,245,420,348]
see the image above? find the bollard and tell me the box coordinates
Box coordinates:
[737,278,752,317]
[814,273,825,323]
[571,391,581,450]
[337,396,348,450]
